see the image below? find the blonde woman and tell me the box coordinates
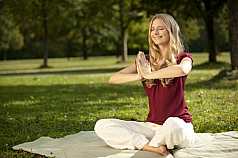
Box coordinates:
[94,13,197,157]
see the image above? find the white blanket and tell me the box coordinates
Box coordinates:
[13,131,238,158]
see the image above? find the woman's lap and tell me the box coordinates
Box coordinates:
[94,117,196,150]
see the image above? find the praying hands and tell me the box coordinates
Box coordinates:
[136,51,152,79]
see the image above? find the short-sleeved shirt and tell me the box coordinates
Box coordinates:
[143,52,193,125]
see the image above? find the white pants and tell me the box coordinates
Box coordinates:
[94,117,197,150]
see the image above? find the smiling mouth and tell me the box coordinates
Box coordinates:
[153,36,163,39]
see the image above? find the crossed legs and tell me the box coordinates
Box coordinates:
[94,117,196,156]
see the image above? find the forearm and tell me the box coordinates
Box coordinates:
[109,73,140,84]
[143,65,186,79]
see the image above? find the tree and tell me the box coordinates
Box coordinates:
[0,1,24,60]
[118,0,143,62]
[40,0,49,68]
[193,0,226,63]
[102,0,143,62]
[5,0,74,65]
[228,0,238,70]
[141,0,226,62]
[66,0,115,60]
[119,0,128,61]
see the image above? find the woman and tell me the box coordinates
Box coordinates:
[94,13,197,157]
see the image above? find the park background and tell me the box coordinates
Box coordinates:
[0,0,237,157]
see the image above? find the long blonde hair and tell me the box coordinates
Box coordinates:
[146,13,184,87]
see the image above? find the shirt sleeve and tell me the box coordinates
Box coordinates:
[176,52,193,65]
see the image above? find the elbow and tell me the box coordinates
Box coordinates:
[180,66,191,76]
[108,75,120,84]
[108,77,116,84]
[179,60,192,75]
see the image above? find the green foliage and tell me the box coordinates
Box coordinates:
[215,4,229,51]
[0,0,231,60]
[128,16,148,51]
[0,8,24,52]
[0,53,237,157]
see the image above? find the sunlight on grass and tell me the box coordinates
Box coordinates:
[0,52,237,157]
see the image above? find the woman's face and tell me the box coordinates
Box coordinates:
[150,18,170,46]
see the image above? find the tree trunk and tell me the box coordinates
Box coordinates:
[204,0,217,63]
[228,0,238,70]
[123,30,128,62]
[41,0,48,68]
[206,16,217,62]
[82,29,88,60]
[66,40,72,61]
[119,0,128,62]
[116,43,120,58]
[3,51,7,61]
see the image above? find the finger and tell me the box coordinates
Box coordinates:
[142,57,148,66]
[136,54,140,62]
[138,51,143,57]
[139,58,144,66]
[142,53,147,63]
[140,51,145,57]
[138,53,142,61]
[135,56,139,65]
[138,64,144,76]
[139,53,147,64]
[137,65,142,76]
[136,55,141,65]
[137,63,142,74]
[138,61,145,72]
[139,58,146,67]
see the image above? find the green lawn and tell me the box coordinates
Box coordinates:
[0,53,237,157]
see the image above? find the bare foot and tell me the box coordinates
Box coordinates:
[155,145,169,156]
[142,144,169,156]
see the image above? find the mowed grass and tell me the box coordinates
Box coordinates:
[0,53,237,157]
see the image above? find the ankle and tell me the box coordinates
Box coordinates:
[142,144,169,156]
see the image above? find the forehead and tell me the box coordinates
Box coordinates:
[151,18,166,27]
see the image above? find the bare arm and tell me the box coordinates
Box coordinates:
[138,57,192,79]
[109,63,141,84]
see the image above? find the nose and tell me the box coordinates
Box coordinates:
[154,30,160,36]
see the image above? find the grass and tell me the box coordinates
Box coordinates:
[0,53,237,157]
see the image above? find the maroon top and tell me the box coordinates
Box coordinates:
[143,52,193,125]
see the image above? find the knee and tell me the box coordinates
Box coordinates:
[168,124,195,147]
[164,117,187,140]
[171,126,185,137]
[94,119,108,133]
[164,117,182,127]
[94,119,117,134]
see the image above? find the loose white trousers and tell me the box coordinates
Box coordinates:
[94,117,197,150]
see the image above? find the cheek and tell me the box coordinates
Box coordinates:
[162,31,169,36]
[163,32,170,40]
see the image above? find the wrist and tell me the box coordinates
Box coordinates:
[142,72,151,79]
[136,74,142,80]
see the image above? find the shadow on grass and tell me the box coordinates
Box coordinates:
[0,83,145,147]
[193,61,230,70]
[0,61,230,76]
[0,68,237,155]
[0,67,123,76]
[186,69,238,90]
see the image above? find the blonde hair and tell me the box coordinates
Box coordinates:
[146,13,184,87]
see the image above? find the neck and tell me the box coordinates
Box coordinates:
[158,44,169,58]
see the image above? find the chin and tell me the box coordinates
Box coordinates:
[154,41,163,45]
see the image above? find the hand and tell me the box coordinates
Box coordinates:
[136,52,144,80]
[136,51,151,78]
